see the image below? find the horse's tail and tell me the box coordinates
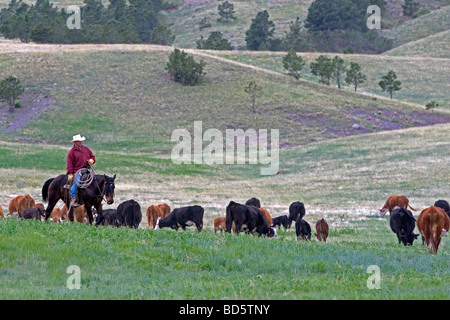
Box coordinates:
[42,178,54,202]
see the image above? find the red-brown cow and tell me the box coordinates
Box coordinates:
[416,206,450,254]
[315,218,329,242]
[379,195,416,217]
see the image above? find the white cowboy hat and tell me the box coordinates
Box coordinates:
[71,134,86,143]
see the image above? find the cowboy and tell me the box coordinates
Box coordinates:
[67,134,95,208]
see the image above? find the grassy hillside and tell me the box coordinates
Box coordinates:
[383,30,450,58]
[385,5,450,47]
[2,45,448,155]
[212,50,450,109]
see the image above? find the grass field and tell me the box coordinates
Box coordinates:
[1,216,449,299]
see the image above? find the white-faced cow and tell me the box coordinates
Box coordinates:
[225,201,276,238]
[155,205,204,232]
[389,207,418,246]
[379,195,416,217]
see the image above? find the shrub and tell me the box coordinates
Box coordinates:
[166,49,206,86]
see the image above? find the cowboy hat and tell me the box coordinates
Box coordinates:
[71,134,86,143]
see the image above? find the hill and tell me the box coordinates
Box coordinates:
[1,44,449,154]
[383,29,450,58]
[211,50,450,109]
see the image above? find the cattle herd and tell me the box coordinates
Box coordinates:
[2,192,449,254]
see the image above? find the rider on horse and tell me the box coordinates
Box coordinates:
[67,134,95,208]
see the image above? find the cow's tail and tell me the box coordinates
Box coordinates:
[42,178,54,203]
[408,204,417,211]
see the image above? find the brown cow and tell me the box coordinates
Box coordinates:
[34,203,45,210]
[214,216,226,233]
[157,203,171,217]
[0,205,4,218]
[48,208,66,223]
[379,195,416,217]
[315,218,329,242]
[259,208,272,226]
[416,206,450,254]
[61,204,87,223]
[146,205,165,229]
[9,194,35,215]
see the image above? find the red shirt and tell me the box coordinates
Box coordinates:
[66,145,95,175]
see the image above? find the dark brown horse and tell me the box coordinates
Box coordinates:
[42,173,116,225]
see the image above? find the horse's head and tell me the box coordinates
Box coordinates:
[104,174,116,205]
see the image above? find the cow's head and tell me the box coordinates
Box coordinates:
[154,217,161,230]
[268,227,278,239]
[378,208,388,217]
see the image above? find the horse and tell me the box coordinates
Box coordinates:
[42,173,116,225]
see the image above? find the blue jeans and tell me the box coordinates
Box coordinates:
[70,172,82,199]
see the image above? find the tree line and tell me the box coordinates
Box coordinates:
[0,0,175,44]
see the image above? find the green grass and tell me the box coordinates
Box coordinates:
[0,217,448,299]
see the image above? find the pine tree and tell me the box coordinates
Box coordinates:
[217,1,236,23]
[379,70,402,99]
[245,10,275,50]
[0,76,24,112]
[282,48,305,80]
[345,62,366,92]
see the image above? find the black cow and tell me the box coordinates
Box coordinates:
[296,219,311,241]
[116,199,142,229]
[272,215,290,230]
[96,209,121,227]
[225,201,276,238]
[18,207,45,221]
[245,197,261,208]
[288,201,305,226]
[434,199,450,218]
[390,207,418,246]
[155,205,204,232]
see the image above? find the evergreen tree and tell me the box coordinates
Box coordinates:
[310,55,333,85]
[379,70,402,99]
[196,31,233,50]
[0,76,24,112]
[166,49,206,86]
[345,62,366,92]
[217,1,236,23]
[245,10,275,50]
[282,48,305,80]
[331,56,346,89]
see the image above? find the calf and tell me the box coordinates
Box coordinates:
[417,206,450,254]
[9,194,35,215]
[48,208,66,223]
[18,207,45,221]
[379,195,416,217]
[288,201,305,227]
[389,207,418,246]
[434,199,450,218]
[117,199,142,229]
[272,215,290,230]
[214,216,226,233]
[97,209,121,227]
[315,218,329,242]
[146,205,165,229]
[62,204,87,223]
[225,201,276,238]
[296,219,311,241]
[155,205,204,232]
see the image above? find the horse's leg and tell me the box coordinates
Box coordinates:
[45,187,61,221]
[84,204,94,225]
[68,206,74,222]
[94,202,104,226]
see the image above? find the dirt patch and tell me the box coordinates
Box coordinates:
[0,92,55,133]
